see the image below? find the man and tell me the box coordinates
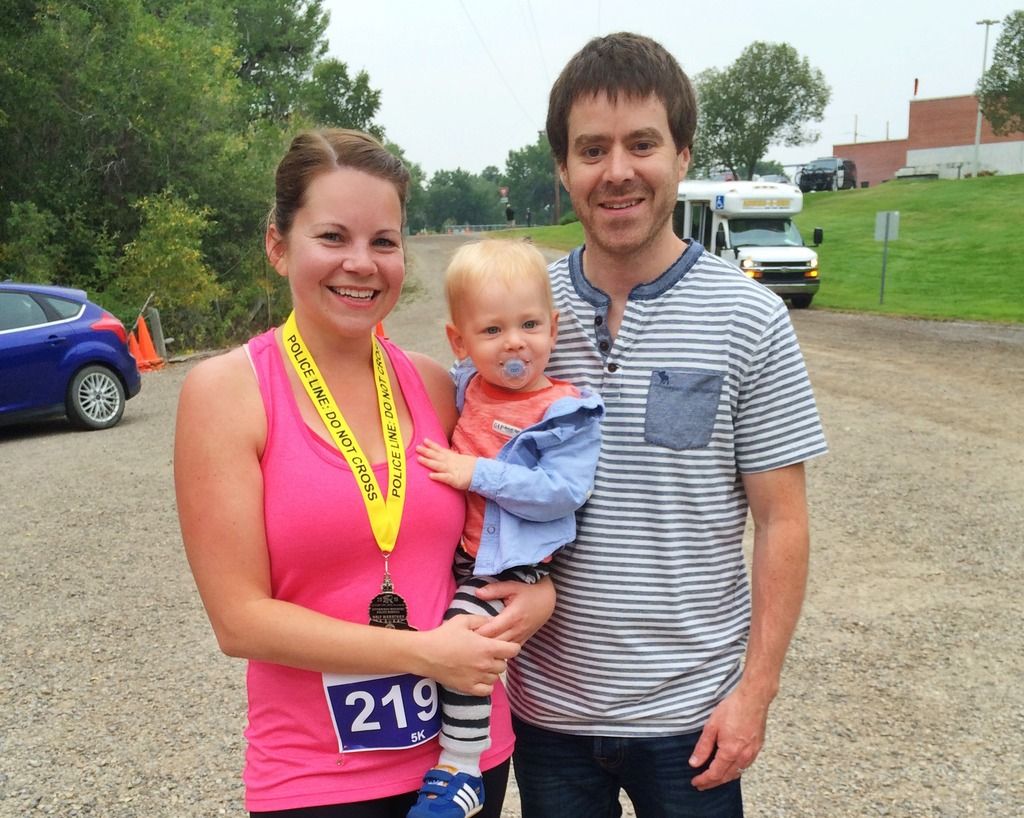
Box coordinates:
[481,32,827,817]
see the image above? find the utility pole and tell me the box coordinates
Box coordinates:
[541,129,561,225]
[973,18,1000,178]
[554,163,561,224]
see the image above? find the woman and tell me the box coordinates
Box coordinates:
[174,129,555,817]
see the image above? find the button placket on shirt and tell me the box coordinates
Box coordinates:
[593,308,622,398]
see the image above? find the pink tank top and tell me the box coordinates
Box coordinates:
[242,329,513,811]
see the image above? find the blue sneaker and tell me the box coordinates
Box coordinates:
[407,766,484,818]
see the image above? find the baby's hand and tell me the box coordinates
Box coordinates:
[416,439,477,490]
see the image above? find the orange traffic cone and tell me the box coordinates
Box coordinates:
[136,316,165,370]
[129,330,156,372]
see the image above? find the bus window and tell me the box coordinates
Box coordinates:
[672,201,687,240]
[689,203,713,249]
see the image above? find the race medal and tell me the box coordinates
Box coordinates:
[369,569,415,630]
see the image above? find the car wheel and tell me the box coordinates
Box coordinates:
[790,295,814,309]
[66,365,126,430]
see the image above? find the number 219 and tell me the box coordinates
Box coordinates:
[345,678,438,732]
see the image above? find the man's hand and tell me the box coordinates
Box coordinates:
[688,684,769,790]
[474,576,556,644]
[687,462,808,789]
[416,438,477,490]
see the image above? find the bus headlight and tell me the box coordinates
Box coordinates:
[805,254,819,279]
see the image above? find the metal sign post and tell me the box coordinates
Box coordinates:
[875,211,900,304]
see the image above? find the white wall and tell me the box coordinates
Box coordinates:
[902,142,1024,179]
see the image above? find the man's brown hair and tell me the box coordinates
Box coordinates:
[546,32,697,166]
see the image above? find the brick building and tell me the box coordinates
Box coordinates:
[829,138,908,188]
[830,95,1024,186]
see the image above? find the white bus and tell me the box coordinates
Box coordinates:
[673,180,823,308]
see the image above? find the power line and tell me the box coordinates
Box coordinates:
[525,0,550,87]
[458,0,536,127]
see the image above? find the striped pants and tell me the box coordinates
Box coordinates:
[440,549,545,761]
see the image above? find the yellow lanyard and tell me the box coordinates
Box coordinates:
[282,312,406,555]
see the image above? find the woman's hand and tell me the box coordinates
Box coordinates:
[419,615,520,696]
[473,575,556,644]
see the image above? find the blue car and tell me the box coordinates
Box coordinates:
[0,282,142,430]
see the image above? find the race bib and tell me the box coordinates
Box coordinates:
[323,672,441,753]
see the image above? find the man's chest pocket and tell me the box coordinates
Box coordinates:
[644,369,725,450]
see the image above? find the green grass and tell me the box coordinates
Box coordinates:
[498,222,583,252]
[796,175,1024,323]
[503,175,1024,324]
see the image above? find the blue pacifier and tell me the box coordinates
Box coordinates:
[500,358,527,382]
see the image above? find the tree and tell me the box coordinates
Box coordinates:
[0,203,63,283]
[385,142,429,233]
[231,1,384,132]
[503,134,558,225]
[0,0,390,347]
[424,169,504,230]
[754,160,787,177]
[480,166,502,184]
[233,0,328,120]
[0,0,251,294]
[298,58,383,136]
[110,190,226,344]
[978,11,1024,136]
[693,42,830,180]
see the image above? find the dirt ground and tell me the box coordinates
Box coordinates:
[1,233,1021,817]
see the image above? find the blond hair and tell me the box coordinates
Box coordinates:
[445,240,553,327]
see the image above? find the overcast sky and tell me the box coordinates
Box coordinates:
[324,0,1020,178]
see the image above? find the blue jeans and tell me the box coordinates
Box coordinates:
[512,716,743,818]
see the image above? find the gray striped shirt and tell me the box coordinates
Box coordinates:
[507,241,828,736]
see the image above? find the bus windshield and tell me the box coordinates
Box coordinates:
[729,218,804,248]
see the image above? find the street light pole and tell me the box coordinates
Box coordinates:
[973,18,999,178]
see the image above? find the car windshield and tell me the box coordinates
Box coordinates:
[729,218,804,248]
[805,159,838,172]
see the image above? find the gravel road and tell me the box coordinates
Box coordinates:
[2,234,1021,817]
